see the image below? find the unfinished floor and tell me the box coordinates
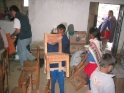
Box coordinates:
[8,57,88,93]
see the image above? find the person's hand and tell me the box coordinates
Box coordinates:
[47,39,52,44]
[4,47,9,50]
[57,36,62,42]
[47,39,56,45]
[84,90,91,93]
[11,34,14,39]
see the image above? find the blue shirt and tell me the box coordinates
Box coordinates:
[47,34,69,68]
[86,52,95,62]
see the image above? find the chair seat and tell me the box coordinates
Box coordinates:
[23,60,37,68]
[19,70,36,82]
[31,90,44,93]
[45,52,68,57]
[11,87,23,93]
[45,52,69,62]
[19,70,32,83]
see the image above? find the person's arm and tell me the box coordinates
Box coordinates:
[0,29,8,50]
[11,28,20,38]
[11,18,20,38]
[62,35,69,52]
[47,35,63,52]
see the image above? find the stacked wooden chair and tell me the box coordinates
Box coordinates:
[1,50,10,76]
[0,52,9,93]
[44,33,70,79]
[11,73,44,93]
[45,77,52,93]
[67,54,88,91]
[18,47,40,89]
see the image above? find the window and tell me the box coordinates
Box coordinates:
[24,0,29,7]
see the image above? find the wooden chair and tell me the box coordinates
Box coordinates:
[67,54,88,91]
[0,63,3,93]
[44,33,69,79]
[1,49,10,76]
[11,73,32,93]
[45,77,52,93]
[18,47,40,89]
[0,56,9,93]
[13,72,44,93]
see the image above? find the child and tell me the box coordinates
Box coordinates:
[0,28,8,60]
[83,27,102,89]
[47,24,69,93]
[90,53,116,93]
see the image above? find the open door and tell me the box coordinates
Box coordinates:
[112,5,124,57]
[87,2,99,43]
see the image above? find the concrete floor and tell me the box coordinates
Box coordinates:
[8,56,88,93]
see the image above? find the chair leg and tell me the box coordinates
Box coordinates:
[18,79,21,87]
[22,83,27,93]
[66,56,69,77]
[4,71,9,93]
[44,56,46,73]
[8,60,10,76]
[36,68,40,89]
[47,60,50,79]
[6,50,10,76]
[0,78,4,93]
[36,82,39,89]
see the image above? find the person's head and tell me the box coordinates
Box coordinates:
[89,27,101,41]
[99,53,116,73]
[9,5,20,17]
[108,10,113,17]
[57,24,66,35]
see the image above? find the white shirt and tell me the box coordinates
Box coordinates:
[90,68,115,93]
[14,18,21,29]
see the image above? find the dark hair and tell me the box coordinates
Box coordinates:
[89,27,101,41]
[9,5,20,12]
[109,10,113,16]
[57,24,66,32]
[99,53,116,68]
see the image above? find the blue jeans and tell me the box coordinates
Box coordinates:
[17,38,35,68]
[50,70,64,93]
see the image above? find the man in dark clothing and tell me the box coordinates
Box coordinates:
[9,5,35,70]
[47,24,69,93]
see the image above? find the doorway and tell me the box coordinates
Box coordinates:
[97,3,120,53]
[87,2,123,56]
[97,3,120,28]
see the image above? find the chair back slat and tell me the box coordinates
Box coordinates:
[44,33,62,53]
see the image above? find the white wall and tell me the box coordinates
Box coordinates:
[0,20,14,34]
[29,0,124,52]
[29,0,89,41]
